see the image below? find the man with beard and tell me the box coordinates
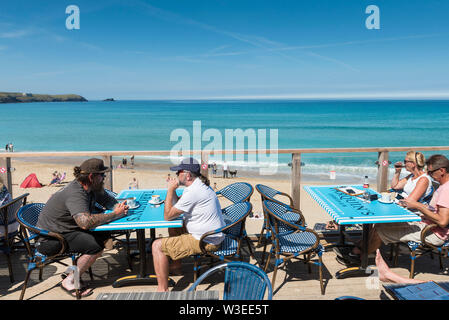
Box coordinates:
[151,157,225,292]
[36,158,128,298]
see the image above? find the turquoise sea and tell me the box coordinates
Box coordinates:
[2,100,449,181]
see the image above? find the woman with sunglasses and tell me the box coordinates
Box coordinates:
[391,151,433,204]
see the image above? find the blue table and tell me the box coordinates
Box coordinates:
[304,185,421,279]
[91,188,183,287]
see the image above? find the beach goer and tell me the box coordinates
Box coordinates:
[223,161,228,179]
[338,154,449,265]
[49,171,60,185]
[129,177,139,189]
[166,173,171,182]
[36,158,128,298]
[391,151,434,204]
[212,162,217,177]
[151,157,225,292]
[130,155,135,167]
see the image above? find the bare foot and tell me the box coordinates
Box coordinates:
[375,249,425,284]
[375,249,392,282]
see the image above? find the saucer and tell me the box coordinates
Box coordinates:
[127,203,140,209]
[148,199,164,205]
[378,199,393,204]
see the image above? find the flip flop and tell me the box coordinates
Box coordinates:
[60,283,94,298]
[60,273,90,287]
[325,220,338,230]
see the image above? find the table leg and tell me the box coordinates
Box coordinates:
[335,224,374,279]
[112,229,175,288]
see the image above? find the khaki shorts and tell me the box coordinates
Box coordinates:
[375,221,445,246]
[160,227,221,261]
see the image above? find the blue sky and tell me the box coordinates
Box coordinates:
[1,0,449,100]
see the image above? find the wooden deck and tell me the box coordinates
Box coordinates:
[1,229,448,301]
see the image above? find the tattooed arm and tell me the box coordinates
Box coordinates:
[73,201,128,230]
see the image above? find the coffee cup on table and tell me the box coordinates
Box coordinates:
[151,195,161,203]
[126,197,136,207]
[380,192,391,202]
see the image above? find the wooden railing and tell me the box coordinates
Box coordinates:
[2,146,449,208]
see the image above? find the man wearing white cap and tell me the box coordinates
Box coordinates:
[152,157,225,292]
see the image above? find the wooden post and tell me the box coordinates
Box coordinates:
[376,151,389,192]
[201,152,209,178]
[0,157,12,197]
[291,153,301,209]
[102,155,113,191]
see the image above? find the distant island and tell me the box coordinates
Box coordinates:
[103,98,115,101]
[0,92,87,103]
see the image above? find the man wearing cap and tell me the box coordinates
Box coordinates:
[37,158,128,298]
[151,157,225,292]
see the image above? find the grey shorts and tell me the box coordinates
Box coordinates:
[375,221,445,246]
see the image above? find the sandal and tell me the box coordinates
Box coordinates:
[60,283,93,298]
[325,220,338,230]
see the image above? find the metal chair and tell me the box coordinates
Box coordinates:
[216,182,254,203]
[16,203,91,300]
[255,184,305,248]
[193,202,255,281]
[0,193,29,282]
[390,223,449,278]
[262,200,325,295]
[188,261,273,300]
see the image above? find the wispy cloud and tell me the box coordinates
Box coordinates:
[0,28,33,39]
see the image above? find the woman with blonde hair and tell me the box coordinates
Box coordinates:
[391,151,433,204]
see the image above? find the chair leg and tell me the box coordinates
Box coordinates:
[126,231,132,270]
[256,223,266,247]
[88,267,94,281]
[6,253,14,283]
[409,251,416,278]
[318,255,324,295]
[39,267,43,281]
[19,269,32,300]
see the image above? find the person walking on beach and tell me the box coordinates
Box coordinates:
[223,161,228,179]
[151,157,225,292]
[36,158,128,298]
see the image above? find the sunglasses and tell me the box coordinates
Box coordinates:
[403,159,414,164]
[176,170,185,176]
[428,167,442,175]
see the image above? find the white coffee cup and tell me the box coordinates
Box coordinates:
[381,192,391,202]
[126,197,136,207]
[151,195,161,203]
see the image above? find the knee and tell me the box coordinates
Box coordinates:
[152,239,162,254]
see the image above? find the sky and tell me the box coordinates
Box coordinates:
[0,0,449,100]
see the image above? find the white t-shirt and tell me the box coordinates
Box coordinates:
[174,178,225,245]
[403,173,433,204]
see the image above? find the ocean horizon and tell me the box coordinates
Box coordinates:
[2,99,449,182]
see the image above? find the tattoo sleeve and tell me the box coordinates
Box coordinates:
[73,212,117,230]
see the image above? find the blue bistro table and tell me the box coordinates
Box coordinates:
[304,185,421,279]
[91,188,183,288]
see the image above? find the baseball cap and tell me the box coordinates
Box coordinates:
[79,158,111,174]
[169,157,201,174]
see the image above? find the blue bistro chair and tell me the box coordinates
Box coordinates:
[188,261,273,300]
[255,184,306,248]
[262,200,325,295]
[16,203,93,300]
[0,193,29,283]
[216,182,254,204]
[193,202,254,281]
[391,223,449,279]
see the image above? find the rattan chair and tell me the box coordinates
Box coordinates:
[262,200,325,295]
[0,193,29,282]
[16,203,92,300]
[255,184,306,248]
[216,182,254,203]
[193,202,255,281]
[188,261,272,300]
[390,223,449,278]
